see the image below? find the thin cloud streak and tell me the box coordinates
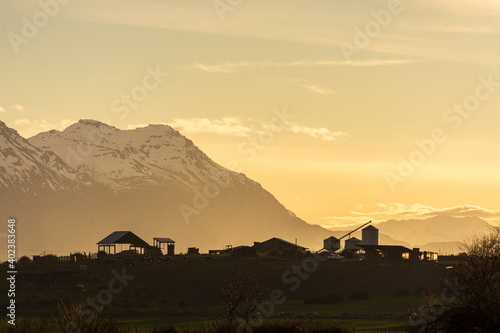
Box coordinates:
[179,59,419,73]
[301,84,336,95]
[128,117,348,142]
[14,118,76,138]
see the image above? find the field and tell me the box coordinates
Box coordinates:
[1,255,448,332]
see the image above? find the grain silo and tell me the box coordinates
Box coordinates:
[324,236,340,252]
[345,237,362,251]
[362,225,379,245]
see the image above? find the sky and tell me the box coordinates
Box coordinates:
[1,0,500,228]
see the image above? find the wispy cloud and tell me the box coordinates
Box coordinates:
[14,118,75,138]
[322,203,500,229]
[288,123,347,141]
[168,117,255,137]
[0,106,6,113]
[11,104,26,112]
[301,84,336,95]
[128,117,348,142]
[179,59,418,73]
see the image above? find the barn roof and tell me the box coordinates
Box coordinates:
[266,237,306,249]
[358,244,411,252]
[154,237,175,243]
[97,231,149,247]
[346,237,361,242]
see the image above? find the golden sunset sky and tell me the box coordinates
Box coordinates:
[1,0,500,228]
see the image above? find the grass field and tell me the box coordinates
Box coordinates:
[1,256,443,332]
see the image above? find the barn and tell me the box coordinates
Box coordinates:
[97,231,149,255]
[253,237,307,254]
[359,244,438,262]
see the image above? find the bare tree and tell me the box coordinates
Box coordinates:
[409,226,500,332]
[221,269,266,330]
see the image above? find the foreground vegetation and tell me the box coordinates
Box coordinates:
[2,228,498,332]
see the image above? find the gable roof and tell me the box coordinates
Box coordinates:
[154,237,175,243]
[264,237,306,249]
[97,231,149,247]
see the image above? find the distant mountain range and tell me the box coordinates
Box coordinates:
[0,120,493,258]
[331,215,493,254]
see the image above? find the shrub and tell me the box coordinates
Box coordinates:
[17,256,32,267]
[0,317,52,333]
[56,301,126,333]
[409,227,500,332]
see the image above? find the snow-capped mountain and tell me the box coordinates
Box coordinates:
[1,120,333,258]
[29,119,253,191]
[0,120,76,198]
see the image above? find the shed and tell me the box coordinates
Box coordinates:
[153,237,175,256]
[97,231,149,255]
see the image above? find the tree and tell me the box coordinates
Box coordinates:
[221,269,266,330]
[409,226,500,332]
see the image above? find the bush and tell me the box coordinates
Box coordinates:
[17,256,32,267]
[0,317,52,333]
[409,227,500,332]
[349,291,370,300]
[56,301,127,333]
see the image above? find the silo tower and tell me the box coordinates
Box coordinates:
[323,236,340,253]
[345,237,362,251]
[362,225,379,245]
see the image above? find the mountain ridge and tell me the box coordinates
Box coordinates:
[1,120,335,258]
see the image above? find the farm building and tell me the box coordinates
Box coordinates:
[345,237,362,251]
[361,225,379,245]
[231,246,256,257]
[323,236,340,253]
[359,245,411,262]
[209,245,256,257]
[153,237,175,256]
[97,231,149,255]
[187,247,200,255]
[254,237,307,254]
[359,245,438,262]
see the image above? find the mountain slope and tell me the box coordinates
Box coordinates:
[0,121,78,203]
[374,215,492,246]
[0,120,336,257]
